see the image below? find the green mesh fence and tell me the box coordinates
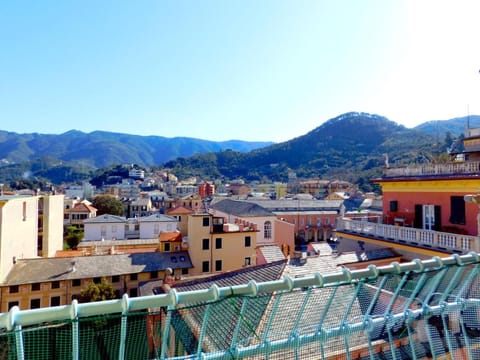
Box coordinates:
[1,253,480,359]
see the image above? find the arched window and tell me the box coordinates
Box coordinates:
[264,221,272,239]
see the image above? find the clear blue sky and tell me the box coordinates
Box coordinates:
[1,1,479,142]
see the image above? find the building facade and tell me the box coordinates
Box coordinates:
[0,194,64,282]
[186,214,258,276]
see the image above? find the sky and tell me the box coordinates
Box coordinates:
[1,1,480,142]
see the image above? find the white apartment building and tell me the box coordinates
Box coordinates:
[83,213,179,241]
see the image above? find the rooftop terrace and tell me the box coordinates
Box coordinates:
[381,160,480,179]
[1,253,480,359]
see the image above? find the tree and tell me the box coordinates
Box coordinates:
[92,195,125,216]
[79,277,117,303]
[64,225,83,250]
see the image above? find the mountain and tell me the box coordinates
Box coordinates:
[0,112,470,191]
[163,112,436,191]
[414,115,480,137]
[0,130,274,168]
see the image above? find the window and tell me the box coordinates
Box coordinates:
[154,224,159,234]
[150,271,158,279]
[130,274,138,281]
[30,298,41,309]
[112,225,117,233]
[202,261,210,273]
[182,268,189,275]
[50,296,61,307]
[129,288,138,297]
[8,301,19,310]
[72,279,81,287]
[31,283,41,291]
[264,221,272,239]
[101,225,106,237]
[244,236,251,247]
[164,243,171,252]
[9,285,19,294]
[450,196,466,225]
[23,201,27,221]
[202,238,209,250]
[93,277,101,284]
[215,238,222,249]
[51,281,60,289]
[390,200,398,212]
[202,217,210,227]
[215,260,222,272]
[423,205,435,230]
[112,275,120,283]
[244,257,251,266]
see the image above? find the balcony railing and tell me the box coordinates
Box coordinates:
[336,218,480,253]
[383,161,480,178]
[1,254,480,359]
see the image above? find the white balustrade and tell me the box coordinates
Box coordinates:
[336,218,480,254]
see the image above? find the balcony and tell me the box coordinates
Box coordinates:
[383,160,480,178]
[336,218,480,253]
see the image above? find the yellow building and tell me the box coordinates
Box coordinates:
[186,214,258,276]
[0,251,192,312]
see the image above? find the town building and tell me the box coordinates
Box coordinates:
[185,213,259,276]
[0,194,64,281]
[127,196,153,218]
[209,198,294,250]
[335,125,480,260]
[197,181,215,198]
[0,251,192,312]
[83,213,179,241]
[166,205,194,236]
[65,200,97,228]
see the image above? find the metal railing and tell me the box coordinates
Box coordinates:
[1,254,480,359]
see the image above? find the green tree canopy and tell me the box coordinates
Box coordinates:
[79,277,117,303]
[64,225,83,250]
[92,195,125,216]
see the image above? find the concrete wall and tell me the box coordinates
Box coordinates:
[0,197,39,282]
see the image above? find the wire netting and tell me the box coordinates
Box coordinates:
[1,260,480,359]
